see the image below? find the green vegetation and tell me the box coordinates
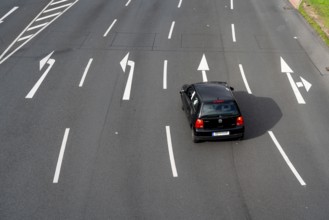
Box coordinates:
[299,0,329,46]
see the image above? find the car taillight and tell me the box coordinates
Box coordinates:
[236,116,244,126]
[195,119,204,129]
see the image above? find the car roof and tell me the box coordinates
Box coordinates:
[193,82,234,102]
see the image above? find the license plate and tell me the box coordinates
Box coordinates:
[212,131,230,136]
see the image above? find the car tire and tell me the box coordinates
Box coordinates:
[192,128,200,143]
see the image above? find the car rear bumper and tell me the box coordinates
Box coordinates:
[194,127,244,141]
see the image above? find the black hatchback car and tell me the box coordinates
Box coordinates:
[180,82,244,142]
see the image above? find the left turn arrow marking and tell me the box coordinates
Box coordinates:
[120,53,130,72]
[26,52,55,99]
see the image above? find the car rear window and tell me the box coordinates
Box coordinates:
[201,101,239,116]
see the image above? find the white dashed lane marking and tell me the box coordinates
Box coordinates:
[268,131,306,186]
[125,0,131,7]
[53,128,70,184]
[178,0,183,8]
[168,21,175,39]
[79,58,93,87]
[239,64,252,94]
[231,23,236,42]
[163,60,168,89]
[103,19,117,37]
[165,126,178,178]
[0,6,19,24]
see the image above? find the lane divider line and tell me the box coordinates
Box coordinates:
[168,21,175,39]
[0,6,19,24]
[36,12,61,21]
[231,0,234,10]
[125,0,131,6]
[103,19,117,37]
[163,60,168,89]
[165,126,178,177]
[79,58,93,87]
[239,64,252,94]
[231,23,236,42]
[178,0,183,8]
[53,128,70,184]
[268,131,306,186]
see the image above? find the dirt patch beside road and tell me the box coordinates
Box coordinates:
[301,2,329,37]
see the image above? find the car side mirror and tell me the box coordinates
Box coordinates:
[230,87,234,91]
[180,89,185,94]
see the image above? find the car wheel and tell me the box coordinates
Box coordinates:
[192,128,200,143]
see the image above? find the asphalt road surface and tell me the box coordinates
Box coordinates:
[1,0,329,219]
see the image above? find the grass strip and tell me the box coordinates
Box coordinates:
[299,0,329,46]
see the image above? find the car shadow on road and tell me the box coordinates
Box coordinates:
[233,91,282,140]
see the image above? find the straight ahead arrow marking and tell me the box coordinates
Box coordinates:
[198,54,209,82]
[280,57,305,104]
[280,57,293,73]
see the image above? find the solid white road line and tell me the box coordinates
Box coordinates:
[231,24,236,42]
[44,3,73,13]
[286,72,306,104]
[53,128,70,183]
[239,64,252,94]
[165,126,178,177]
[168,21,175,39]
[0,6,19,24]
[231,0,234,10]
[163,60,168,89]
[18,35,33,42]
[51,0,69,5]
[26,59,55,99]
[178,0,183,8]
[125,0,131,6]
[27,22,48,31]
[36,12,61,21]
[103,19,117,37]
[268,131,306,186]
[79,58,93,87]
